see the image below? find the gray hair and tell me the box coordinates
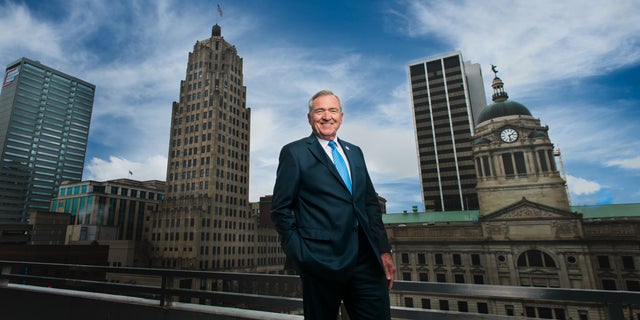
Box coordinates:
[307,90,342,113]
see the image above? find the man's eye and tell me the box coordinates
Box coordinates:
[313,108,339,114]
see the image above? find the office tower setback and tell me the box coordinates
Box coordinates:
[408,52,486,212]
[0,58,95,223]
[152,25,254,271]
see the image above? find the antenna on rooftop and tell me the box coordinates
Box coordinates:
[554,146,571,205]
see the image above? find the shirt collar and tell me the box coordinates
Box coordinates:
[316,136,341,149]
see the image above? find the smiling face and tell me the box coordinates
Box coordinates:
[308,93,343,141]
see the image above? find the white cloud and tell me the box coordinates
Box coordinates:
[566,175,601,196]
[342,118,418,180]
[84,155,167,181]
[0,2,63,62]
[399,0,640,97]
[531,100,640,178]
[606,156,640,170]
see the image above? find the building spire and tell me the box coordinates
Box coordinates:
[490,65,509,102]
[212,23,221,37]
[212,3,222,36]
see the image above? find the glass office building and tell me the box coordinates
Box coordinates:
[0,57,95,223]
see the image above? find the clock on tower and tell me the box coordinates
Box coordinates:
[500,128,518,143]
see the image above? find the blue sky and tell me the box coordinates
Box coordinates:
[1,0,639,213]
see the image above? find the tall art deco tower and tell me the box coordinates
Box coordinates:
[151,24,253,271]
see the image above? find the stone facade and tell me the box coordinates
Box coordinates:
[386,200,640,318]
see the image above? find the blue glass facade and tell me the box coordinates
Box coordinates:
[0,57,95,223]
[51,179,165,241]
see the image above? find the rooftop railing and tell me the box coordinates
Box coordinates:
[2,260,639,319]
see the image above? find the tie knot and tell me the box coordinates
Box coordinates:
[328,140,337,149]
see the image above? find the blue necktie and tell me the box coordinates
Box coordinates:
[329,140,352,194]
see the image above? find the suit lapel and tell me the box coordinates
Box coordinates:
[306,134,330,165]
[337,138,354,168]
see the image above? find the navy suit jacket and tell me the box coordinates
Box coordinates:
[271,134,391,280]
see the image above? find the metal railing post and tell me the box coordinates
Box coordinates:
[0,263,11,287]
[160,272,174,307]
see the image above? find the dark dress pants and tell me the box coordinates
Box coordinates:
[300,227,391,320]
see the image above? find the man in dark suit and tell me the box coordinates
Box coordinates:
[271,90,395,319]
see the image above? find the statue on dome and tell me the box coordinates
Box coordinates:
[491,64,498,77]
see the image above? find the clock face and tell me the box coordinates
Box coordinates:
[500,128,518,143]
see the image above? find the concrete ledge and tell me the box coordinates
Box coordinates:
[1,284,303,320]
[172,302,303,320]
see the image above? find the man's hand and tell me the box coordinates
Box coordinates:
[381,252,395,290]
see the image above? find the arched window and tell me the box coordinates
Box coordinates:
[517,250,556,268]
[517,250,560,287]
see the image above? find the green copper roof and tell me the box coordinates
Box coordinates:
[477,100,532,123]
[383,203,640,224]
[571,203,640,219]
[383,210,478,224]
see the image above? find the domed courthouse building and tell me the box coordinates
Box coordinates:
[391,64,640,319]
